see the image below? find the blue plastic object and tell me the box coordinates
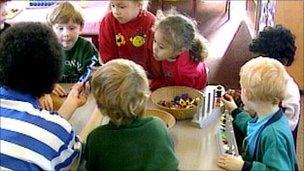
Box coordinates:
[78,55,99,83]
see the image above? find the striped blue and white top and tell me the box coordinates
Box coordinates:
[0,87,80,171]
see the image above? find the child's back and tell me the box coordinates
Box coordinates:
[233,108,297,170]
[85,117,178,170]
[85,59,179,171]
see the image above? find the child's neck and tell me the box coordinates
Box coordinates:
[253,101,279,118]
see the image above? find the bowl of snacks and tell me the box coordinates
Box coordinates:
[151,86,204,120]
[144,109,176,128]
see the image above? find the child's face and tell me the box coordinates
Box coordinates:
[110,1,141,24]
[153,29,178,61]
[52,20,82,50]
[0,2,7,24]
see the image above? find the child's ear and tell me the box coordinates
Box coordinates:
[243,88,253,101]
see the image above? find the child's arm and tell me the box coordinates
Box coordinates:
[99,14,117,63]
[78,107,103,142]
[58,83,89,120]
[222,94,251,134]
[281,81,300,131]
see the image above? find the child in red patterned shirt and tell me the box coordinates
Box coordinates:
[99,0,162,87]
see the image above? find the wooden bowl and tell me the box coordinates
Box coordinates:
[151,86,204,120]
[144,108,176,128]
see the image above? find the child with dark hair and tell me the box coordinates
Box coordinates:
[151,9,208,90]
[84,59,179,170]
[249,25,300,137]
[0,0,10,36]
[249,25,296,66]
[0,22,90,170]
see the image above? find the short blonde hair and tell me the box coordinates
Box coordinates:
[240,57,288,104]
[46,1,84,26]
[91,59,150,126]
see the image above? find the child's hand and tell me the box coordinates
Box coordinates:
[217,154,244,170]
[221,94,238,112]
[226,89,243,108]
[65,82,90,108]
[52,83,68,97]
[38,94,54,111]
[58,83,90,120]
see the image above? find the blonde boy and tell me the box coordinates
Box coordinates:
[84,59,178,170]
[217,57,298,170]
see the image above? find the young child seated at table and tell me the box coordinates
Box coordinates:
[151,9,208,90]
[99,0,162,86]
[0,0,11,36]
[40,1,100,111]
[249,24,300,137]
[217,57,298,170]
[84,59,179,170]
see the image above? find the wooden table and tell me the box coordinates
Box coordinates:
[61,84,223,170]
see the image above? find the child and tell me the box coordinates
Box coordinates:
[47,1,100,83]
[0,22,89,170]
[99,0,162,84]
[151,9,208,90]
[0,0,10,36]
[84,59,179,170]
[249,25,300,136]
[217,57,298,170]
[41,1,100,111]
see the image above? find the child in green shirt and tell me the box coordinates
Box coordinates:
[84,59,179,171]
[39,1,100,111]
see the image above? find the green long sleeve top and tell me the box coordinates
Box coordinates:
[61,36,99,82]
[84,117,179,171]
[232,108,298,171]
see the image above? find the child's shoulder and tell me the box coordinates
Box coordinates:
[144,10,156,19]
[261,116,293,141]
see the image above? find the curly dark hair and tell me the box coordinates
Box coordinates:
[0,22,63,97]
[249,25,297,66]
